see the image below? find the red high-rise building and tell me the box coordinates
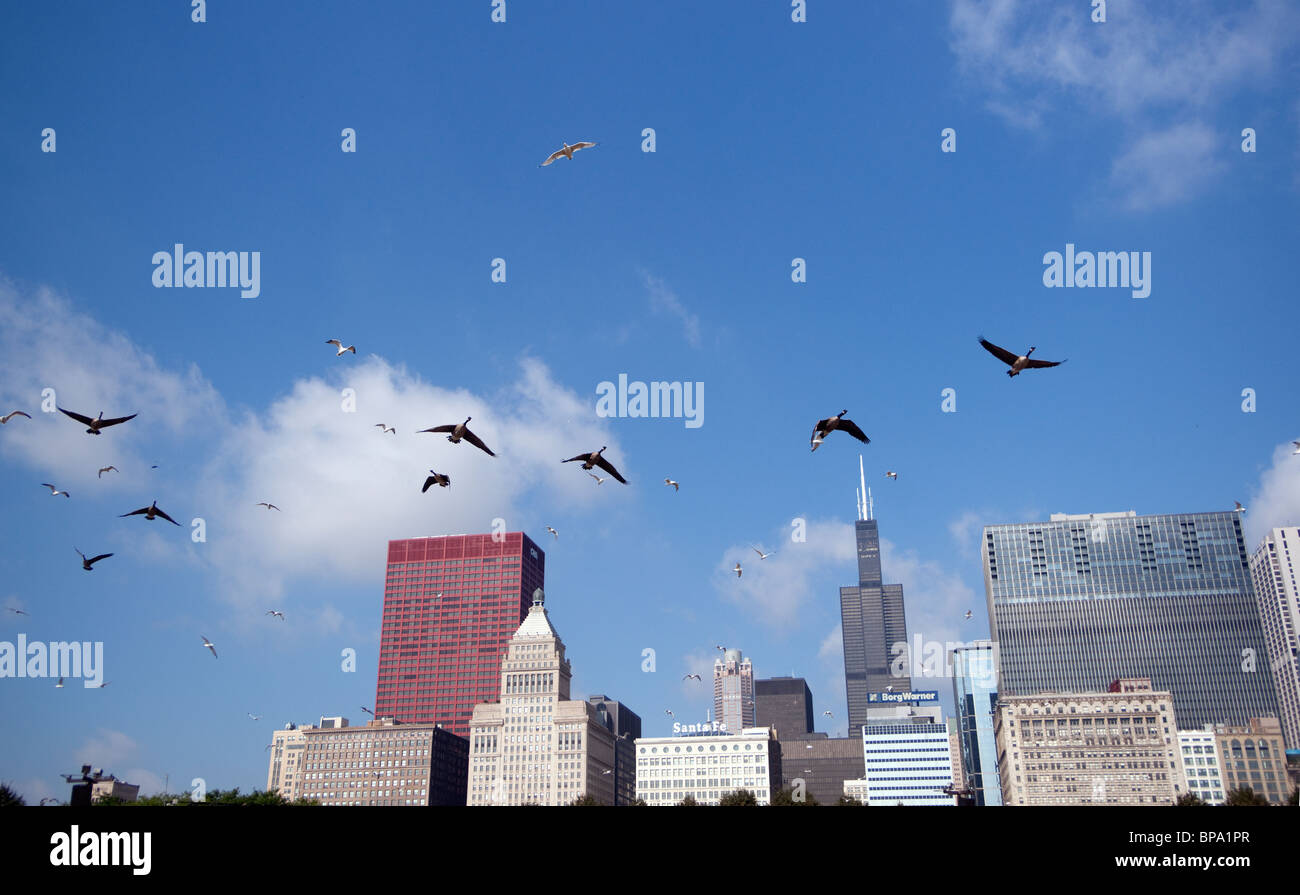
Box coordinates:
[375,533,546,738]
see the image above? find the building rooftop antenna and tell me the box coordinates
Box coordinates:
[857,454,873,521]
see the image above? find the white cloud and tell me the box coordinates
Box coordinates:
[1108,122,1225,211]
[817,624,842,662]
[642,272,702,348]
[75,728,138,770]
[948,510,987,559]
[1246,440,1300,546]
[880,538,982,683]
[714,520,856,628]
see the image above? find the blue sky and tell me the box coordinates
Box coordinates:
[1,1,1298,801]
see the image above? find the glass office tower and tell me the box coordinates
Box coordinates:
[952,641,1002,805]
[984,510,1279,729]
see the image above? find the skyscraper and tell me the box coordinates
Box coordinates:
[984,510,1279,729]
[713,649,755,733]
[755,676,814,740]
[841,457,910,736]
[375,532,546,738]
[588,695,642,806]
[952,641,1002,805]
[1249,527,1300,749]
[467,590,617,806]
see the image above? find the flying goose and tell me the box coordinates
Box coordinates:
[752,547,772,560]
[421,471,451,492]
[375,424,396,434]
[1293,441,1300,455]
[885,471,898,480]
[539,141,597,166]
[810,411,869,452]
[361,706,375,716]
[255,502,280,511]
[75,548,113,570]
[0,410,31,424]
[664,478,679,491]
[201,636,218,659]
[265,610,285,620]
[562,446,627,484]
[326,339,356,356]
[587,472,606,485]
[56,678,64,688]
[42,483,71,498]
[546,526,558,539]
[97,466,118,478]
[5,607,28,616]
[978,337,1065,377]
[733,563,742,578]
[120,501,181,525]
[418,417,495,456]
[57,407,137,434]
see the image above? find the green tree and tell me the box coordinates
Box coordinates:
[1174,792,1207,806]
[1288,788,1298,807]
[628,798,649,806]
[0,783,25,807]
[718,789,759,806]
[568,795,602,806]
[770,787,818,806]
[1223,787,1270,806]
[836,795,865,806]
[94,787,319,806]
[676,795,700,807]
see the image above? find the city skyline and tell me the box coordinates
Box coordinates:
[2,2,1299,804]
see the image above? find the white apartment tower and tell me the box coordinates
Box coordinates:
[1249,527,1300,749]
[713,649,755,735]
[467,590,616,805]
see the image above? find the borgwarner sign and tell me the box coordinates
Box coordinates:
[867,690,938,704]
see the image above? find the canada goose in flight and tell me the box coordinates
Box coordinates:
[418,417,496,456]
[56,678,64,688]
[978,337,1065,377]
[664,478,679,491]
[265,610,285,620]
[98,681,111,688]
[753,547,772,560]
[683,673,701,681]
[587,472,606,485]
[375,424,396,434]
[810,411,869,452]
[733,563,743,578]
[885,471,898,480]
[98,466,118,478]
[562,446,627,484]
[546,526,558,539]
[256,502,280,511]
[1234,501,1246,513]
[1293,441,1300,455]
[361,706,375,716]
[421,471,451,492]
[326,339,356,356]
[42,483,71,498]
[57,407,137,434]
[75,548,113,570]
[0,410,31,424]
[201,636,218,659]
[539,141,597,166]
[120,501,181,525]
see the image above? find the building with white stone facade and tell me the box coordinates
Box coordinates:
[1176,726,1226,804]
[634,727,779,805]
[266,722,313,800]
[995,678,1180,806]
[467,591,616,805]
[1249,527,1300,750]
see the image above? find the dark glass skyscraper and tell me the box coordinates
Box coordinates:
[984,510,1280,729]
[952,641,1002,806]
[840,460,911,737]
[755,677,815,739]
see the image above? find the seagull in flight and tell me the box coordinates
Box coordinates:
[0,410,31,424]
[75,548,113,570]
[248,713,262,721]
[56,678,64,688]
[539,140,597,167]
[255,502,280,511]
[752,547,772,560]
[1292,440,1300,455]
[715,645,726,652]
[5,607,29,616]
[121,501,181,525]
[1234,501,1246,513]
[978,337,1066,377]
[98,466,118,478]
[325,339,356,356]
[57,407,137,435]
[964,610,973,620]
[602,769,612,775]
[733,563,743,578]
[99,681,110,688]
[42,483,71,498]
[664,478,679,492]
[563,447,627,483]
[375,424,396,435]
[265,610,285,620]
[418,417,495,456]
[546,526,558,539]
[664,709,675,719]
[823,711,834,719]
[683,673,701,681]
[587,472,606,485]
[810,411,869,452]
[885,471,898,480]
[201,636,218,659]
[421,471,451,492]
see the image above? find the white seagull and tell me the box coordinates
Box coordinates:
[1234,501,1246,514]
[752,547,772,560]
[733,563,742,578]
[664,478,679,491]
[326,339,356,356]
[375,424,396,434]
[539,141,597,167]
[56,677,64,688]
[42,483,70,498]
[0,410,32,424]
[201,636,218,659]
[266,610,285,620]
[256,502,280,511]
[588,473,607,485]
[546,526,559,539]
[823,711,834,719]
[1293,441,1300,455]
[885,471,898,480]
[664,709,675,719]
[248,713,262,721]
[5,607,28,616]
[682,673,701,681]
[964,610,973,620]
